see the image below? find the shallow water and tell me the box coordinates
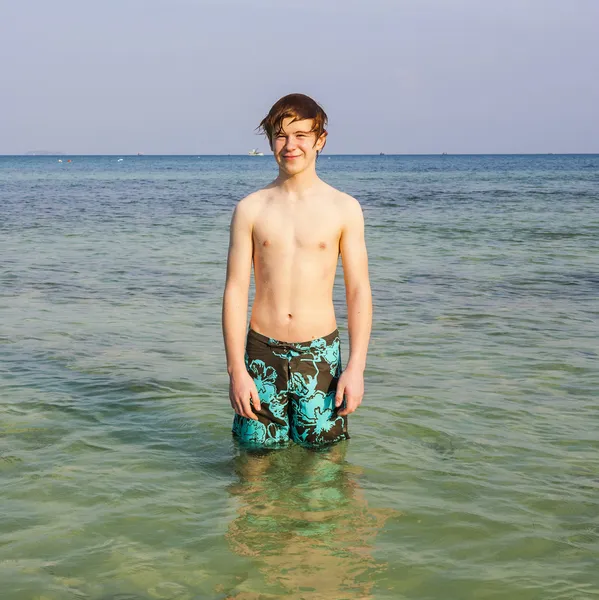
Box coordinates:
[1,154,598,599]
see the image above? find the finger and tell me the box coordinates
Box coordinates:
[231,396,246,417]
[338,397,356,417]
[241,397,259,420]
[335,384,345,408]
[250,387,261,413]
[232,396,253,420]
[232,398,243,416]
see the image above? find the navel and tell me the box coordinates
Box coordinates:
[288,313,293,319]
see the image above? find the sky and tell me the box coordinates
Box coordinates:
[1,0,598,155]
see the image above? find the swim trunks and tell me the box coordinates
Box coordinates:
[232,328,350,448]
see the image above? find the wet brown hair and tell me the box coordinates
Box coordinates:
[258,93,328,150]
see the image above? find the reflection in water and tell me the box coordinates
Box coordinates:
[225,442,395,599]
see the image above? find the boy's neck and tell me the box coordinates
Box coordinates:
[275,166,321,195]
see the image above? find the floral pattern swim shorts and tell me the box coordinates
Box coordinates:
[232,328,350,448]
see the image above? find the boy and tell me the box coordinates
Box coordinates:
[222,93,372,447]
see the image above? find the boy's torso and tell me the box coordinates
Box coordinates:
[248,183,348,343]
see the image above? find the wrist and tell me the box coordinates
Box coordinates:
[227,363,247,377]
[346,358,366,372]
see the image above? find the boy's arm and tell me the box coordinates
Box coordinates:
[336,196,372,415]
[222,199,254,376]
[222,198,262,420]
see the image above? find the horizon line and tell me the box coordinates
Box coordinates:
[3,152,599,157]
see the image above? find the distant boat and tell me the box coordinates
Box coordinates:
[379,152,385,156]
[248,149,264,156]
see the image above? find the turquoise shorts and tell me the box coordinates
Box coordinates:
[232,329,350,448]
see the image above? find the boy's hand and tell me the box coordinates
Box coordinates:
[335,366,364,416]
[229,369,261,420]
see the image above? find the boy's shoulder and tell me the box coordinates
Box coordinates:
[316,180,360,205]
[233,189,268,221]
[323,184,363,219]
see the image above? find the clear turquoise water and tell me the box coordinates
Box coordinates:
[1,154,598,599]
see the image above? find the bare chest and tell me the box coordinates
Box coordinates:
[252,206,342,256]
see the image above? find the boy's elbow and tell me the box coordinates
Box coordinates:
[346,280,372,301]
[224,281,248,299]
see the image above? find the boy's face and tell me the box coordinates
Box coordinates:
[272,117,327,175]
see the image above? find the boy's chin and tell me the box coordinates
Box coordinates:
[279,160,312,175]
[282,164,303,174]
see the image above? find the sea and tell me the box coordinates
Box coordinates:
[1,154,598,600]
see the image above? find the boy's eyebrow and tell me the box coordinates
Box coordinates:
[276,125,316,135]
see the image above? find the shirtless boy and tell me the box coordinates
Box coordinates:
[222,93,372,448]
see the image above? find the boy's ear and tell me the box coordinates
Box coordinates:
[316,130,328,152]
